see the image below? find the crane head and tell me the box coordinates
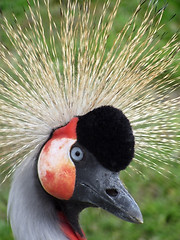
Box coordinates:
[37,106,143,238]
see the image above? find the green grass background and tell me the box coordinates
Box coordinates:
[0,0,180,240]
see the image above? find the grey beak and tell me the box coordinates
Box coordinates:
[99,175,143,224]
[72,155,143,224]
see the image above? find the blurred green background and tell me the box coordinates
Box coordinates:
[0,0,179,240]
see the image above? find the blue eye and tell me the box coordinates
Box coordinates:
[70,147,84,161]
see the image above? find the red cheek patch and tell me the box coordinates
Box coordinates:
[43,117,78,154]
[53,117,78,140]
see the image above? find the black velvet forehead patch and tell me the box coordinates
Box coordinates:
[76,106,135,172]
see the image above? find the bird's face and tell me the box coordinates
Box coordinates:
[37,106,143,238]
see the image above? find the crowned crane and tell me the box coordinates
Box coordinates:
[8,106,143,240]
[0,0,179,240]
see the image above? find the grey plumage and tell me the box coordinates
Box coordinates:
[8,151,68,240]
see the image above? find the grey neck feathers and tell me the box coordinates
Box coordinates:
[8,151,68,240]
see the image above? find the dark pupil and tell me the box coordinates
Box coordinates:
[75,151,80,157]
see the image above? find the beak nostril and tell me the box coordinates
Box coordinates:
[106,188,118,197]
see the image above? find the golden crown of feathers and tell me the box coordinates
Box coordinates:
[0,0,179,183]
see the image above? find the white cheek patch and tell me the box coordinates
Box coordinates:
[37,138,77,200]
[38,138,76,179]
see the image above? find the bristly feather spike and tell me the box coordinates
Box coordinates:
[0,0,179,184]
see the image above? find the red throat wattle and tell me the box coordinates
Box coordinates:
[59,213,86,240]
